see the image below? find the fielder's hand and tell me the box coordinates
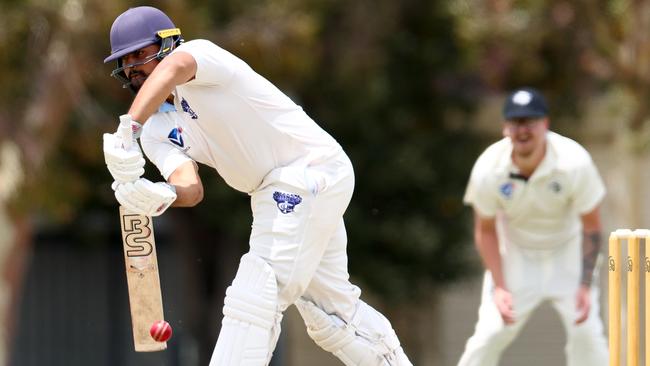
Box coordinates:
[574,285,591,325]
[103,115,145,183]
[493,286,516,325]
[114,178,177,216]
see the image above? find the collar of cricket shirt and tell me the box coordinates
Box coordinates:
[158,101,177,113]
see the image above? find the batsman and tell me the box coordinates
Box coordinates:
[457,88,608,365]
[102,6,412,366]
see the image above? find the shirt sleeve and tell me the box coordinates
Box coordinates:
[463,160,499,218]
[571,157,606,214]
[140,131,193,181]
[174,39,236,86]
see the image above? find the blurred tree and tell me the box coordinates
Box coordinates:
[0,1,95,363]
[300,0,483,299]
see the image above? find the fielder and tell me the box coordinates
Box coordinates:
[457,88,608,365]
[102,6,412,366]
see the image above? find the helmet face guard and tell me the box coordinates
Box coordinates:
[110,28,182,90]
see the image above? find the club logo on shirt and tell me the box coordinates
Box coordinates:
[549,181,562,193]
[273,191,302,214]
[499,182,514,199]
[181,98,198,119]
[168,127,187,150]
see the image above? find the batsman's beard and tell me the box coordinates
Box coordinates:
[129,71,148,92]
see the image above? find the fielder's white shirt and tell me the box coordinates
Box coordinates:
[140,39,342,193]
[463,131,605,250]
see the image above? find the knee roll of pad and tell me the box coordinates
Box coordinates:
[209,253,282,366]
[223,257,278,330]
[295,298,412,366]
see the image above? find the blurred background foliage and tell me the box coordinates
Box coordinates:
[2,0,650,365]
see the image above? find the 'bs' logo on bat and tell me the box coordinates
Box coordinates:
[122,214,153,257]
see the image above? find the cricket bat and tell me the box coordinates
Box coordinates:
[119,206,167,352]
[116,114,166,352]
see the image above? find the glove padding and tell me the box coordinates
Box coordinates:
[114,178,176,217]
[103,132,145,183]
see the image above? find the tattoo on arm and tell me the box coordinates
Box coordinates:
[581,231,602,287]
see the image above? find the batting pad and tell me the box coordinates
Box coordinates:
[209,253,282,366]
[295,298,412,366]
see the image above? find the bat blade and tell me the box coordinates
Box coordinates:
[119,206,167,352]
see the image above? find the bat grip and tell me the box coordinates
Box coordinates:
[119,114,133,150]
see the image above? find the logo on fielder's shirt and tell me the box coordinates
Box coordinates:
[549,181,562,193]
[181,98,198,119]
[499,182,514,199]
[168,127,185,148]
[273,191,302,214]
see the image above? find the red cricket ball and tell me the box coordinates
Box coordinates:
[150,320,172,342]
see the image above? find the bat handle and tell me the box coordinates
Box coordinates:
[119,114,134,150]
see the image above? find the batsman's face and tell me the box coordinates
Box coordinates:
[503,117,548,156]
[121,44,162,91]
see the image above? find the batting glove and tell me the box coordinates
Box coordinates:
[114,178,177,217]
[103,132,145,183]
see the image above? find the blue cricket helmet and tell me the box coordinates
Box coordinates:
[105,6,182,89]
[104,6,178,63]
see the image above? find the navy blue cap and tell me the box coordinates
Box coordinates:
[502,88,548,120]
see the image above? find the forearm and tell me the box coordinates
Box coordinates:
[580,230,602,287]
[167,161,203,207]
[170,183,203,207]
[128,52,197,124]
[473,214,506,288]
[128,64,182,123]
[476,231,506,288]
[579,206,603,287]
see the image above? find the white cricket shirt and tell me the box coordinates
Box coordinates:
[463,132,605,250]
[140,39,342,193]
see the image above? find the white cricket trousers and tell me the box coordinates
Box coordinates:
[457,238,608,366]
[248,150,362,320]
